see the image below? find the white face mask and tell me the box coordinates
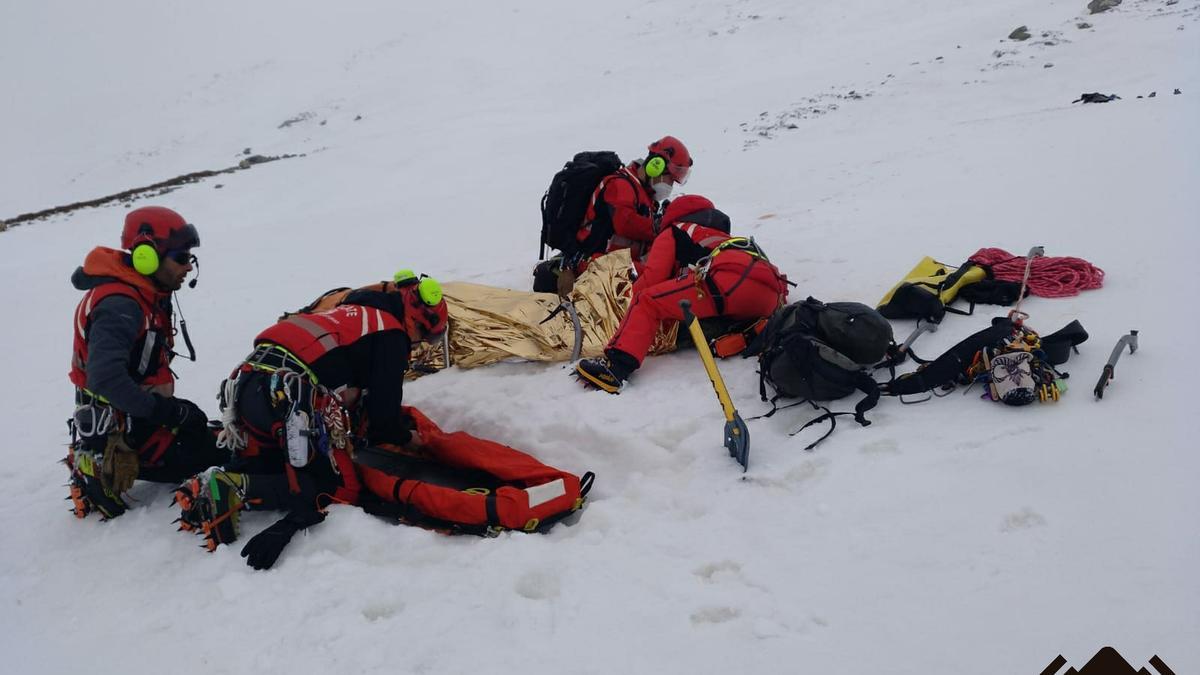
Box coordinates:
[652,181,674,202]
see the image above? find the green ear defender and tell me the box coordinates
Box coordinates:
[130,224,161,276]
[645,155,667,179]
[131,244,160,275]
[417,277,443,305]
[393,269,444,306]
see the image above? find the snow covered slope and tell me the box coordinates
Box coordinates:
[1,1,1197,673]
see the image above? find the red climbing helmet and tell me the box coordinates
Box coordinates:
[120,206,200,254]
[661,195,714,228]
[646,136,693,184]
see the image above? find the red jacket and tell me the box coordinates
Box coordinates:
[254,292,414,446]
[577,164,657,260]
[636,223,731,291]
[69,247,175,393]
[635,222,788,301]
[256,304,405,369]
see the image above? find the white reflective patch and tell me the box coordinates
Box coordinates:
[360,307,369,336]
[524,478,566,508]
[78,291,96,339]
[286,409,311,467]
[138,330,157,374]
[375,309,384,332]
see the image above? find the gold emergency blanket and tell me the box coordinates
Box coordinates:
[410,250,677,373]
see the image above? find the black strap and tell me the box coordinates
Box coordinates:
[704,276,725,314]
[539,191,550,260]
[485,492,500,526]
[579,471,596,498]
[747,395,810,421]
[789,405,841,450]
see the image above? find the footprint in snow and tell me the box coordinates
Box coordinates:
[514,570,561,600]
[361,601,404,621]
[785,457,831,485]
[690,606,740,625]
[1001,507,1047,532]
[859,438,900,456]
[956,425,1042,450]
[693,560,742,583]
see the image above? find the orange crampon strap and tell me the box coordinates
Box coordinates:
[710,317,768,358]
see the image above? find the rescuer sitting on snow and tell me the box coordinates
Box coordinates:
[575,195,788,393]
[66,206,228,520]
[536,136,695,294]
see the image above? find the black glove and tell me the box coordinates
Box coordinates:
[150,395,209,432]
[240,509,325,570]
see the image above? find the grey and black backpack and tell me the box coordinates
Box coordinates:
[746,298,894,448]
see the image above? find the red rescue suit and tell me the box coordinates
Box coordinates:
[608,224,787,366]
[576,164,658,263]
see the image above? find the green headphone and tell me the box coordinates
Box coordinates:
[644,155,667,179]
[130,225,161,275]
[393,269,444,305]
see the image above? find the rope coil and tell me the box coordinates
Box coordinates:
[968,248,1104,298]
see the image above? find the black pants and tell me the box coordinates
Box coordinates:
[78,422,229,484]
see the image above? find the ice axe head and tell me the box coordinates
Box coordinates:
[725,414,750,472]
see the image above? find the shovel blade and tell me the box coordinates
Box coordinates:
[724,413,751,472]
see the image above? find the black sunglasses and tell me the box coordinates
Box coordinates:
[165,250,196,265]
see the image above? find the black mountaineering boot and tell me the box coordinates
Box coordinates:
[173,468,251,551]
[575,349,638,394]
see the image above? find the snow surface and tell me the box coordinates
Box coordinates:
[2,1,1198,673]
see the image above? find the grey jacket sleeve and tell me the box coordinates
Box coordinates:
[85,295,158,419]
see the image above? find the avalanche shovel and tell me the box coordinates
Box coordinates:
[679,300,750,472]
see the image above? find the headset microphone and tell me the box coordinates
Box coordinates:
[188,255,200,289]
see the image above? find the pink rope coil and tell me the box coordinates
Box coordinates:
[968,248,1104,298]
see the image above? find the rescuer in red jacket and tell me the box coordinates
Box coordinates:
[174,271,450,565]
[575,195,788,393]
[66,206,227,520]
[575,136,694,264]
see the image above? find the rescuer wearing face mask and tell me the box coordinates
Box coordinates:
[568,135,694,274]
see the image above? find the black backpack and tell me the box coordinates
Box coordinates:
[539,151,625,260]
[746,298,894,448]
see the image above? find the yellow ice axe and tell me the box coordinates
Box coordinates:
[680,300,750,471]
